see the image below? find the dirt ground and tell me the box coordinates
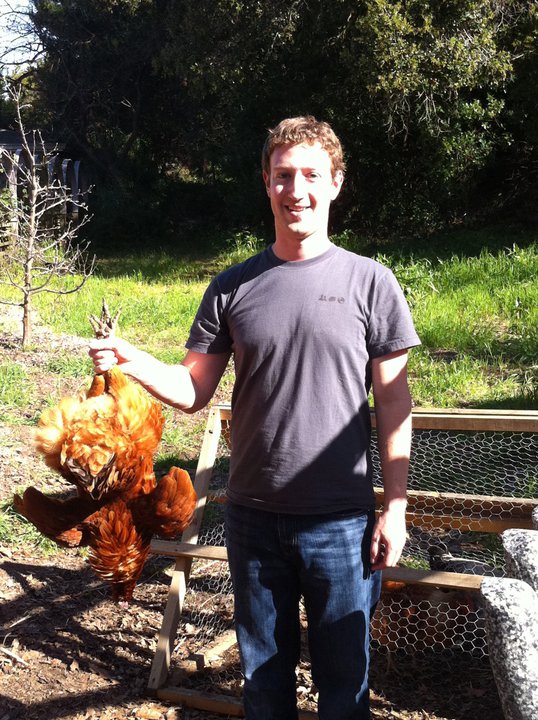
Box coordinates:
[0,307,504,720]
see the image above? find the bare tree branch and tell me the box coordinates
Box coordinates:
[0,81,96,348]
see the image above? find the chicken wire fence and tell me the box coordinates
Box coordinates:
[165,409,538,710]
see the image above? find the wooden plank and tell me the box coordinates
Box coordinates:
[374,486,538,513]
[147,557,188,689]
[383,566,483,591]
[149,541,483,591]
[155,686,318,718]
[407,413,538,432]
[216,401,538,433]
[410,407,538,432]
[373,488,538,525]
[410,407,538,418]
[150,539,228,561]
[155,687,244,716]
[216,404,232,420]
[185,406,225,545]
[402,511,534,533]
[147,406,223,691]
[189,628,237,670]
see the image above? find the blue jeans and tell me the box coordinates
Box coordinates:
[224,503,381,720]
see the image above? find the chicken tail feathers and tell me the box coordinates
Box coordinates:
[133,466,197,539]
[86,499,150,604]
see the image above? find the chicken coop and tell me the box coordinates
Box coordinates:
[147,404,538,718]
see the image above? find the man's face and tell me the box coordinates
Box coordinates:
[263,142,343,244]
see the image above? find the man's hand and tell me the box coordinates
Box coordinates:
[370,505,407,571]
[88,337,138,374]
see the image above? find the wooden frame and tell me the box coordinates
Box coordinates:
[147,404,538,716]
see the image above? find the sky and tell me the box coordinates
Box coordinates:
[0,0,37,68]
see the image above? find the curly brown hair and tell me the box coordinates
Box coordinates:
[262,116,345,178]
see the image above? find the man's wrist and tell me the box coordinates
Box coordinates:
[382,497,408,514]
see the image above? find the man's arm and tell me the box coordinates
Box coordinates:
[370,348,412,571]
[89,338,230,412]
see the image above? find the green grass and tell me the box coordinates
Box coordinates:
[35,275,207,360]
[0,500,58,553]
[2,224,536,555]
[0,362,32,407]
[24,224,538,410]
[375,241,538,408]
[0,362,35,422]
[46,355,93,378]
[156,407,208,468]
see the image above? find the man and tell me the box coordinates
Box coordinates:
[90,116,420,719]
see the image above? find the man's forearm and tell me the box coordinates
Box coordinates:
[369,396,412,569]
[370,349,413,568]
[375,395,412,508]
[89,338,197,410]
[120,351,197,410]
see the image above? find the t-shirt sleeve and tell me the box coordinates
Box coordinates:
[186,277,233,354]
[366,268,421,358]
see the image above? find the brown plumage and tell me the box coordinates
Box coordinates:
[14,304,197,604]
[33,367,164,499]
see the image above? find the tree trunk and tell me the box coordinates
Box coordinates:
[22,295,32,349]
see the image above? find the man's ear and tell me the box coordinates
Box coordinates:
[330,170,344,201]
[263,171,271,196]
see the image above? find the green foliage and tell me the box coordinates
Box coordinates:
[24,0,538,240]
[34,267,208,355]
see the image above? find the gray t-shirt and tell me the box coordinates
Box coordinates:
[186,243,420,514]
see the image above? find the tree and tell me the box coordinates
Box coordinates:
[23,0,538,241]
[0,82,95,348]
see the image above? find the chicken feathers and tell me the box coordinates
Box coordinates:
[14,304,197,603]
[34,366,164,500]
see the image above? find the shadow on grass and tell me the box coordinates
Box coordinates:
[364,222,537,262]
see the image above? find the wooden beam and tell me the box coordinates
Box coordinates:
[402,511,534,533]
[155,687,244,717]
[385,566,483,591]
[216,404,232,421]
[374,486,538,515]
[402,407,537,432]
[150,539,228,561]
[147,557,189,690]
[373,488,538,530]
[189,628,237,671]
[155,686,318,718]
[214,403,538,432]
[149,541,484,591]
[148,406,223,691]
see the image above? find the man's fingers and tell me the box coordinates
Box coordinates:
[88,348,118,373]
[370,535,380,564]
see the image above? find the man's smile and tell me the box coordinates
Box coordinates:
[286,204,310,214]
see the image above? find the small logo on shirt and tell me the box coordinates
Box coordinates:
[318,294,345,304]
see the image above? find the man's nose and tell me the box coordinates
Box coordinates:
[289,173,307,197]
